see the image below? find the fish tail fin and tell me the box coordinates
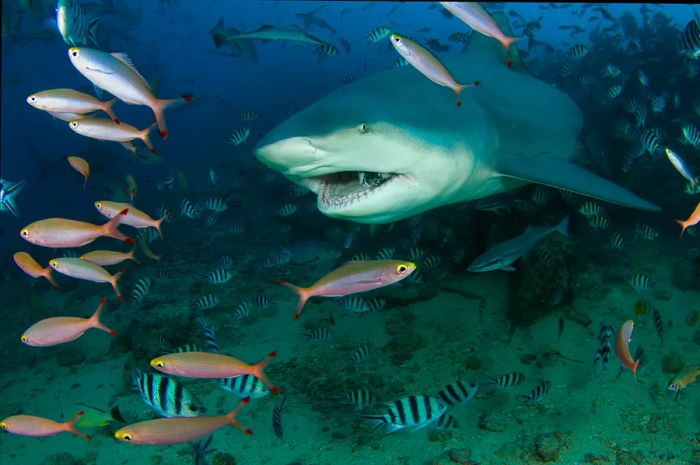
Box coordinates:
[110,405,125,423]
[252,351,280,394]
[503,35,519,54]
[141,123,158,154]
[44,267,59,289]
[277,279,310,319]
[155,216,166,240]
[556,215,570,238]
[111,269,125,302]
[65,411,91,440]
[82,174,88,191]
[453,81,481,108]
[90,297,117,336]
[103,97,120,124]
[153,96,193,140]
[361,415,388,433]
[103,208,135,244]
[128,244,142,265]
[226,397,253,435]
[676,219,687,239]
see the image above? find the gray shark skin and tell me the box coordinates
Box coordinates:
[0,178,26,217]
[255,26,660,224]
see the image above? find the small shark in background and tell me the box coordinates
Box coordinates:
[295,4,336,36]
[0,178,26,217]
[255,13,659,224]
[209,17,258,63]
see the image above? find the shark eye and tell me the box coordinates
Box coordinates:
[357,123,370,134]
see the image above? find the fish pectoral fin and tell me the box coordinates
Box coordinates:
[495,152,661,212]
[85,66,115,75]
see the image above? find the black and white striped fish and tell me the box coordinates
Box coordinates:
[629,272,654,291]
[56,0,99,47]
[340,37,351,53]
[240,110,258,122]
[682,124,700,147]
[342,296,385,313]
[172,343,204,353]
[680,19,700,59]
[367,26,391,42]
[305,328,333,341]
[593,323,614,376]
[153,269,171,282]
[350,343,372,363]
[197,318,220,353]
[363,395,447,433]
[217,255,234,269]
[351,252,371,261]
[650,95,665,113]
[254,294,274,308]
[317,42,339,58]
[181,198,200,219]
[375,247,394,260]
[517,380,551,403]
[204,197,228,213]
[156,206,173,223]
[204,214,218,227]
[273,396,286,439]
[487,371,525,387]
[229,223,245,235]
[587,215,610,230]
[605,84,622,101]
[407,246,424,261]
[279,203,298,216]
[157,175,175,191]
[652,307,664,346]
[229,127,250,146]
[220,374,269,399]
[436,380,478,407]
[194,294,219,311]
[609,232,625,251]
[634,223,659,240]
[421,254,441,271]
[339,74,356,85]
[130,277,152,307]
[131,369,205,418]
[234,301,252,320]
[392,57,409,68]
[436,412,458,430]
[333,389,376,409]
[640,129,661,155]
[206,268,233,284]
[537,250,556,267]
[568,43,588,58]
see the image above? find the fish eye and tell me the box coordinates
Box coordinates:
[50,260,56,267]
[20,335,28,343]
[95,202,101,208]
[21,229,28,237]
[122,433,131,441]
[357,123,370,134]
[70,121,78,128]
[0,422,6,430]
[28,96,36,102]
[396,264,408,274]
[154,361,164,368]
[392,36,400,43]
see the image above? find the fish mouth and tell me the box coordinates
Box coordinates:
[303,171,403,211]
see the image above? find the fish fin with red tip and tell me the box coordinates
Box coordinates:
[153,95,193,140]
[251,351,280,394]
[278,279,310,319]
[103,98,120,124]
[676,219,687,239]
[65,411,91,440]
[104,209,134,244]
[90,297,117,336]
[141,123,158,154]
[227,397,253,435]
[111,269,125,302]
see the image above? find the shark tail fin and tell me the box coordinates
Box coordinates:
[495,152,660,212]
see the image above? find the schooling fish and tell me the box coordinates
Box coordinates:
[668,365,700,398]
[13,252,58,288]
[150,351,280,394]
[389,33,479,107]
[272,396,286,439]
[676,200,700,239]
[363,395,447,433]
[56,0,99,47]
[439,2,518,54]
[664,148,697,189]
[21,297,115,347]
[27,89,118,123]
[67,156,90,191]
[68,47,192,139]
[80,247,140,266]
[114,398,251,445]
[131,369,205,418]
[487,371,525,387]
[278,260,415,319]
[615,320,640,381]
[220,374,270,399]
[436,380,478,407]
[20,209,133,248]
[69,118,157,154]
[64,404,125,429]
[49,258,125,301]
[517,380,551,402]
[94,200,166,239]
[1,411,90,439]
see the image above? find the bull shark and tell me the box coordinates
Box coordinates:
[227,24,329,47]
[255,17,660,224]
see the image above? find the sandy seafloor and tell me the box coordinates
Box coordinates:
[1,235,699,465]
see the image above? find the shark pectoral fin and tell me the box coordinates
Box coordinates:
[495,152,661,212]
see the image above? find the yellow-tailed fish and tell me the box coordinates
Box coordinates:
[65,404,125,429]
[1,411,91,439]
[49,258,125,301]
[150,352,280,394]
[389,33,479,107]
[68,117,157,154]
[68,47,193,139]
[27,89,118,123]
[279,260,416,319]
[80,246,140,266]
[20,208,134,248]
[67,155,90,191]
[676,200,700,239]
[21,297,116,347]
[115,398,251,445]
[94,200,166,239]
[13,251,59,288]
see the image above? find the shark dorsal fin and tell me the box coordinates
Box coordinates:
[111,53,152,91]
[461,10,526,73]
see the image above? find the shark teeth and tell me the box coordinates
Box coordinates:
[317,171,396,209]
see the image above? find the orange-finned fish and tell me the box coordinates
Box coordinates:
[439,2,518,56]
[26,88,120,124]
[13,252,58,288]
[676,200,700,239]
[20,208,134,248]
[67,156,90,191]
[1,411,91,439]
[668,365,700,396]
[68,47,193,139]
[49,258,125,301]
[150,351,280,394]
[389,33,479,107]
[125,174,138,202]
[278,260,416,319]
[615,320,640,381]
[69,118,158,154]
[21,297,116,347]
[114,398,251,445]
[80,247,140,266]
[94,200,165,239]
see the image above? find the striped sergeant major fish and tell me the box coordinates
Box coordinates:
[487,371,525,387]
[436,380,478,407]
[332,389,376,410]
[56,0,99,47]
[130,369,205,417]
[517,380,551,402]
[273,396,287,439]
[220,374,270,399]
[593,323,615,377]
[680,19,700,59]
[362,395,447,433]
[196,318,220,353]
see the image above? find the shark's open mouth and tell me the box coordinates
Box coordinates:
[313,171,398,208]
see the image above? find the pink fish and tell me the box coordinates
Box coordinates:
[114,398,251,445]
[13,252,58,288]
[21,297,116,347]
[1,411,91,439]
[150,352,280,394]
[278,260,416,319]
[20,208,134,248]
[676,200,700,239]
[49,258,125,301]
[94,200,166,239]
[615,320,640,381]
[80,246,140,266]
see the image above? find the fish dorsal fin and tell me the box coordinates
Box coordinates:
[111,53,151,91]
